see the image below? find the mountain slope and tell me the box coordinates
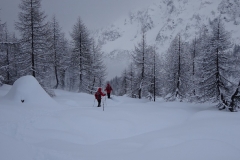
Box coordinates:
[94,0,240,79]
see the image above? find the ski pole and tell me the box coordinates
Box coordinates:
[102,99,104,111]
[93,98,95,107]
[104,95,107,107]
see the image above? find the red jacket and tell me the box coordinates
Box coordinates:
[95,88,105,100]
[105,84,112,94]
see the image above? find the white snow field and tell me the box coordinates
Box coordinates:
[0,76,240,160]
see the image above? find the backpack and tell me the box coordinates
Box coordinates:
[106,85,112,91]
[95,91,101,99]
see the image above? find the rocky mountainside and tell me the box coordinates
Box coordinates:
[93,0,240,79]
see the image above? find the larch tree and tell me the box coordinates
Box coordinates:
[232,45,240,73]
[8,34,20,84]
[2,30,18,85]
[198,17,233,109]
[132,30,148,99]
[127,63,136,98]
[123,62,136,98]
[164,34,185,101]
[0,20,6,84]
[0,21,19,85]
[47,15,68,89]
[88,39,106,94]
[223,45,240,112]
[70,17,91,92]
[190,25,211,102]
[15,0,48,80]
[188,38,197,98]
[120,69,128,96]
[57,35,70,90]
[0,22,8,84]
[147,45,161,101]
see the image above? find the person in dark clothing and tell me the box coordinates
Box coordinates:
[105,83,112,99]
[95,88,106,107]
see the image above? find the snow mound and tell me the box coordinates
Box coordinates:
[4,75,57,106]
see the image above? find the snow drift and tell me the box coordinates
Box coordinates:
[3,75,57,106]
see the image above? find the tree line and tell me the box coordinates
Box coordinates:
[110,17,240,112]
[0,0,106,94]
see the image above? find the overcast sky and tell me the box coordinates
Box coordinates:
[0,0,157,39]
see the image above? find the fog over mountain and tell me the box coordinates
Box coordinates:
[94,0,240,79]
[0,0,158,37]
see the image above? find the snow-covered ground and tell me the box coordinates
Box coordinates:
[0,76,240,160]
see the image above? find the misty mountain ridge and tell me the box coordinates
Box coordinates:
[93,0,240,80]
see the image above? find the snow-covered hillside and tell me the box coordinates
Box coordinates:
[95,0,240,79]
[1,76,240,160]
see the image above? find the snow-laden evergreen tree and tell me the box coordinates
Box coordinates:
[221,45,240,111]
[0,17,4,86]
[15,0,48,81]
[187,37,198,99]
[146,45,162,101]
[0,18,4,41]
[232,45,240,72]
[164,34,188,101]
[0,30,20,85]
[179,39,201,102]
[0,21,19,85]
[189,25,211,102]
[111,45,162,100]
[87,39,106,94]
[126,63,137,98]
[198,17,233,109]
[46,16,69,89]
[70,17,91,92]
[57,39,70,90]
[121,62,137,98]
[0,22,7,83]
[0,26,2,38]
[120,69,128,96]
[132,30,151,99]
[4,30,11,84]
[153,52,167,98]
[8,34,20,84]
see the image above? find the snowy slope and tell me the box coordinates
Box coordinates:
[1,76,240,160]
[94,0,240,79]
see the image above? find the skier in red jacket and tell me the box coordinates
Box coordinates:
[95,88,106,107]
[105,83,112,99]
